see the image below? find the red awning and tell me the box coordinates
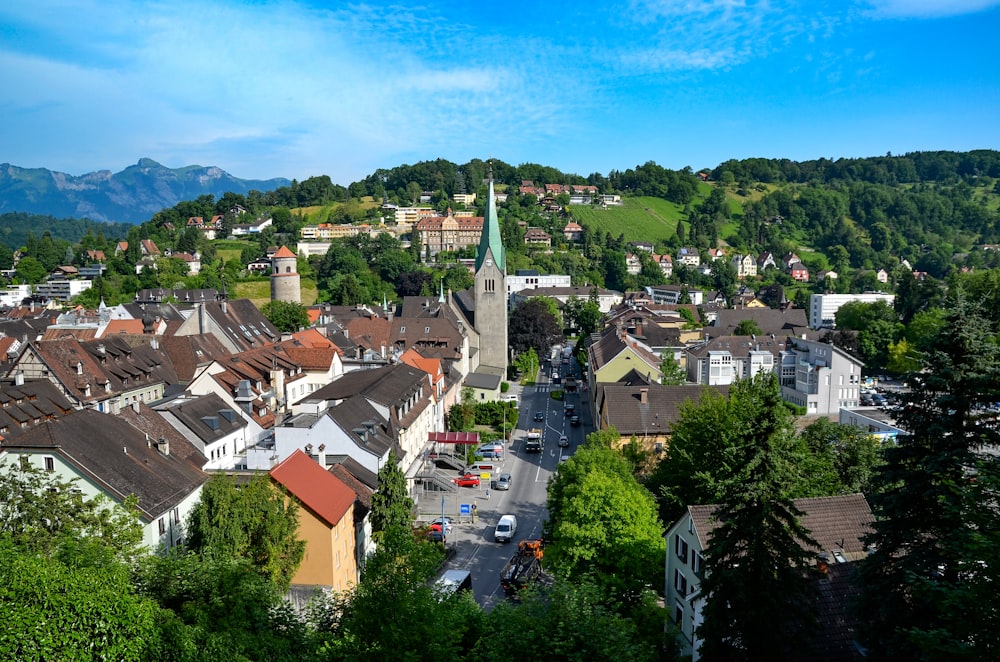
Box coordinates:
[427,431,481,445]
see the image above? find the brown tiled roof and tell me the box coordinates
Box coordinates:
[283,346,338,370]
[159,334,233,383]
[598,384,728,436]
[689,494,873,561]
[116,402,208,471]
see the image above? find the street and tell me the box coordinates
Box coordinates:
[438,356,589,608]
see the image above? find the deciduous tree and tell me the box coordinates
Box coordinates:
[186,474,304,590]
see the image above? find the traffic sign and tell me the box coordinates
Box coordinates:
[460,503,472,516]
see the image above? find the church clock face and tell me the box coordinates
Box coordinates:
[485,259,493,267]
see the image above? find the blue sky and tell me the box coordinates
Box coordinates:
[2,1,998,185]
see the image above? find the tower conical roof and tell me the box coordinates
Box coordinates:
[476,178,505,272]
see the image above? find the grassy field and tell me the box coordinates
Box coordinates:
[233,278,318,308]
[568,196,685,244]
[292,197,381,223]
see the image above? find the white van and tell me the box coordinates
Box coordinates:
[495,514,517,543]
[468,462,498,475]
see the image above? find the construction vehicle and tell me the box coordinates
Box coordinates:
[525,428,543,453]
[500,538,545,598]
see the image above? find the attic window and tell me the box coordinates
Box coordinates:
[424,326,430,333]
[400,326,406,333]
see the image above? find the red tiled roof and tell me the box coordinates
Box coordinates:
[270,449,355,527]
[272,245,297,258]
[101,319,146,336]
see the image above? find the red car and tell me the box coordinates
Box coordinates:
[453,473,481,487]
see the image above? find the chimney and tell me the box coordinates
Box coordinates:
[317,443,327,467]
[816,553,830,575]
[639,387,648,404]
[132,401,140,413]
[156,437,170,456]
[14,371,24,387]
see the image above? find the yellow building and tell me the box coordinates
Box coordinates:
[270,449,358,592]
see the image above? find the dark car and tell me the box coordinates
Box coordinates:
[564,403,576,416]
[427,529,446,543]
[534,411,545,421]
[453,474,481,487]
[570,415,581,426]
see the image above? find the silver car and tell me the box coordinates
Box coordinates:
[495,472,512,490]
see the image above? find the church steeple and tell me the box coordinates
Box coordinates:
[476,166,505,272]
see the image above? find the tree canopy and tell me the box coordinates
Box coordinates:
[185,474,304,590]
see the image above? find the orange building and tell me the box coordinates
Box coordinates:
[270,449,358,591]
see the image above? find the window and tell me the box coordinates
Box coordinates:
[675,534,689,564]
[158,518,166,535]
[674,600,684,624]
[674,569,687,595]
[44,456,54,472]
[173,508,181,524]
[693,552,705,579]
[19,455,30,470]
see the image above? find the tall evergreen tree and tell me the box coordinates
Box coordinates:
[857,294,1000,660]
[696,373,819,661]
[369,453,414,540]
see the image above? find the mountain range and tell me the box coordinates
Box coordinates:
[0,158,290,225]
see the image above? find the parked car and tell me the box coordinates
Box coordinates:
[427,529,446,543]
[453,474,481,487]
[872,393,889,406]
[431,517,454,533]
[570,415,581,426]
[496,472,512,490]
[860,394,875,406]
[534,411,545,421]
[558,434,569,447]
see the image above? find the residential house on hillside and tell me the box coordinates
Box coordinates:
[645,285,705,306]
[0,408,208,551]
[665,494,874,661]
[625,253,643,275]
[757,252,778,271]
[731,253,757,279]
[562,221,583,242]
[677,247,701,267]
[270,450,359,593]
[706,248,726,262]
[790,263,810,282]
[654,254,674,278]
[523,227,552,248]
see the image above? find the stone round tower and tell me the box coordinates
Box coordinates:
[270,246,301,304]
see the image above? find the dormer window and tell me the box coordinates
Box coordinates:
[76,362,83,375]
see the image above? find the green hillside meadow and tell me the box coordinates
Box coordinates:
[568,197,686,244]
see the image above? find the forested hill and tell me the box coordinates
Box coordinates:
[0,212,132,255]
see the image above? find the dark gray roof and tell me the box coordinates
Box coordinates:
[685,334,788,360]
[155,392,247,444]
[2,409,207,519]
[708,307,811,339]
[464,371,502,390]
[598,384,728,435]
[325,395,393,458]
[0,377,75,439]
[326,454,379,491]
